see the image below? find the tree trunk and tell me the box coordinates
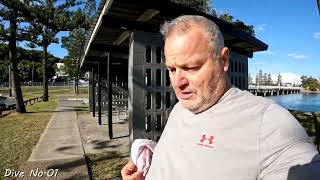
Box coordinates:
[9,17,26,113]
[74,78,79,94]
[74,79,76,93]
[42,44,49,102]
[76,79,79,94]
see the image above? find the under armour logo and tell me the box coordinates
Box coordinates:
[197,134,214,148]
[200,135,214,144]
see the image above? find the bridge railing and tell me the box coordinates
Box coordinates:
[248,85,302,90]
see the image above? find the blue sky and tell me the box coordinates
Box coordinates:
[42,0,319,84]
[212,0,320,83]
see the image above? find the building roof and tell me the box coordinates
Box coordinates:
[81,0,268,67]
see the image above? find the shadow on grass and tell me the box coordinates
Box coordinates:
[86,151,128,180]
[89,140,122,150]
[48,158,86,171]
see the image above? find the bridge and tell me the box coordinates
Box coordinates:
[248,85,301,96]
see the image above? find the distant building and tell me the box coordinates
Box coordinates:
[55,63,67,77]
[284,83,293,87]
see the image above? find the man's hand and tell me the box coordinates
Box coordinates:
[121,160,143,180]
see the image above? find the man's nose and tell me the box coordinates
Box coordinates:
[175,70,188,89]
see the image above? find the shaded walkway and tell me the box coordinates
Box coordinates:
[19,96,89,179]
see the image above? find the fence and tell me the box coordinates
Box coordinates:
[0,81,89,87]
[0,96,45,115]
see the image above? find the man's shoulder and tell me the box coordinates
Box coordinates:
[169,101,185,116]
[225,87,276,110]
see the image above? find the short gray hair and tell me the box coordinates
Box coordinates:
[160,15,224,58]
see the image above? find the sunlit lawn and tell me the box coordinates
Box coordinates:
[0,96,57,176]
[0,87,88,177]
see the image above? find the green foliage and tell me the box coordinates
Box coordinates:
[218,13,255,36]
[169,1,255,35]
[61,0,96,93]
[301,75,320,91]
[26,0,86,48]
[277,73,282,86]
[255,69,276,86]
[21,0,87,100]
[0,44,59,82]
[170,0,211,12]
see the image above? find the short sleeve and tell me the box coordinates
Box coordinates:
[259,103,319,180]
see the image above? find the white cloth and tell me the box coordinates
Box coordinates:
[131,139,157,177]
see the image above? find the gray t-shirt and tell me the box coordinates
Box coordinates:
[145,87,319,180]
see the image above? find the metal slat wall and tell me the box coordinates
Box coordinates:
[129,31,175,142]
[228,51,248,90]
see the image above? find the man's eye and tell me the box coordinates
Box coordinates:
[168,68,176,73]
[184,67,200,71]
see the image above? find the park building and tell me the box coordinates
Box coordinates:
[80,0,268,142]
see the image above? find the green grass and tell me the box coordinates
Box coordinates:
[22,86,88,99]
[0,86,88,99]
[86,151,127,180]
[0,87,89,177]
[0,96,58,175]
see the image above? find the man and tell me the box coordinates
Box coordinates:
[121,15,320,180]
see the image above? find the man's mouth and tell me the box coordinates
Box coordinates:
[178,91,193,100]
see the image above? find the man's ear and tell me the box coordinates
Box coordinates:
[220,47,230,72]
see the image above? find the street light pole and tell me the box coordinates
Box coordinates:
[32,59,34,86]
[8,65,12,97]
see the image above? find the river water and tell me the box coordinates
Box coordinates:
[267,93,320,112]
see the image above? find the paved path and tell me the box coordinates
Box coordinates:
[17,96,130,179]
[19,97,89,180]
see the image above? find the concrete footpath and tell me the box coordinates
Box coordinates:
[19,97,89,180]
[18,96,130,180]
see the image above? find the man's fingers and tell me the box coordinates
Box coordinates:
[131,171,143,179]
[121,161,143,180]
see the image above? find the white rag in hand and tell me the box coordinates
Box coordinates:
[131,139,157,178]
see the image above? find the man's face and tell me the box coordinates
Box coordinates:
[164,27,226,113]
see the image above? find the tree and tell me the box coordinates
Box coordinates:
[0,44,60,82]
[248,73,252,85]
[170,0,255,36]
[61,29,85,94]
[267,73,272,86]
[301,75,319,91]
[170,0,211,12]
[218,13,255,36]
[277,74,282,86]
[26,0,85,101]
[0,0,31,113]
[301,75,308,89]
[62,0,95,94]
[257,69,263,86]
[263,73,267,85]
